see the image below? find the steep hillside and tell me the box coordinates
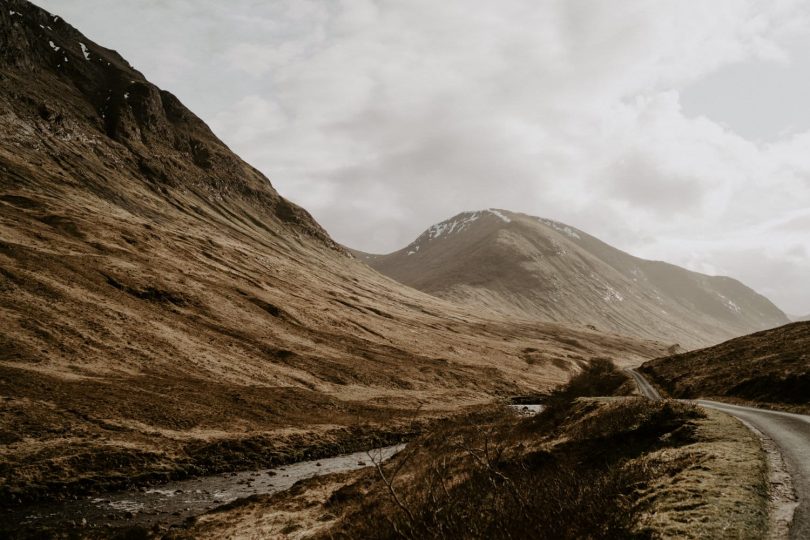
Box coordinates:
[641,322,810,412]
[357,209,789,348]
[0,1,668,503]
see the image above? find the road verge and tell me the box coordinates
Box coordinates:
[634,407,769,538]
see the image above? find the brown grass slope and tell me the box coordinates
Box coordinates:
[357,209,788,349]
[0,1,668,503]
[641,321,810,412]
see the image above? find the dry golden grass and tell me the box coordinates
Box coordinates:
[633,408,768,539]
[169,472,356,540]
[642,321,810,412]
[177,402,771,539]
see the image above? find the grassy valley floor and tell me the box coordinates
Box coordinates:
[173,363,770,540]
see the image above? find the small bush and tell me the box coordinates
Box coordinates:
[530,357,630,430]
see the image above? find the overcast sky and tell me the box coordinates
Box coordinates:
[37,0,810,315]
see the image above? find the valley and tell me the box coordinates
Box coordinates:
[1,1,809,538]
[0,0,665,510]
[171,363,773,539]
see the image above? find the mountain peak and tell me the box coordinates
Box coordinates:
[424,209,509,238]
[2,1,143,88]
[360,208,788,347]
[401,209,589,256]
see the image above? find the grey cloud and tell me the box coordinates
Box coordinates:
[681,32,810,141]
[605,153,706,214]
[705,248,810,315]
[775,214,810,232]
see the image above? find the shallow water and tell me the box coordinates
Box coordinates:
[2,444,403,534]
[509,404,545,415]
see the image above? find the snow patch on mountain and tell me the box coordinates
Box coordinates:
[426,211,483,241]
[603,286,625,303]
[487,209,511,223]
[538,218,581,239]
[717,292,742,314]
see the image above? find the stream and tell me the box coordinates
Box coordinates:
[510,404,544,415]
[3,405,544,535]
[1,445,403,535]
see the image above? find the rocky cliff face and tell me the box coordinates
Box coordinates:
[357,209,789,348]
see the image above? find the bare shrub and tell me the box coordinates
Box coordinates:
[318,358,707,540]
[529,357,631,431]
[323,394,703,540]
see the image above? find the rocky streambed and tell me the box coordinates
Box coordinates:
[1,445,403,537]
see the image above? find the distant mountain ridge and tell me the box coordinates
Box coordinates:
[355,209,789,348]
